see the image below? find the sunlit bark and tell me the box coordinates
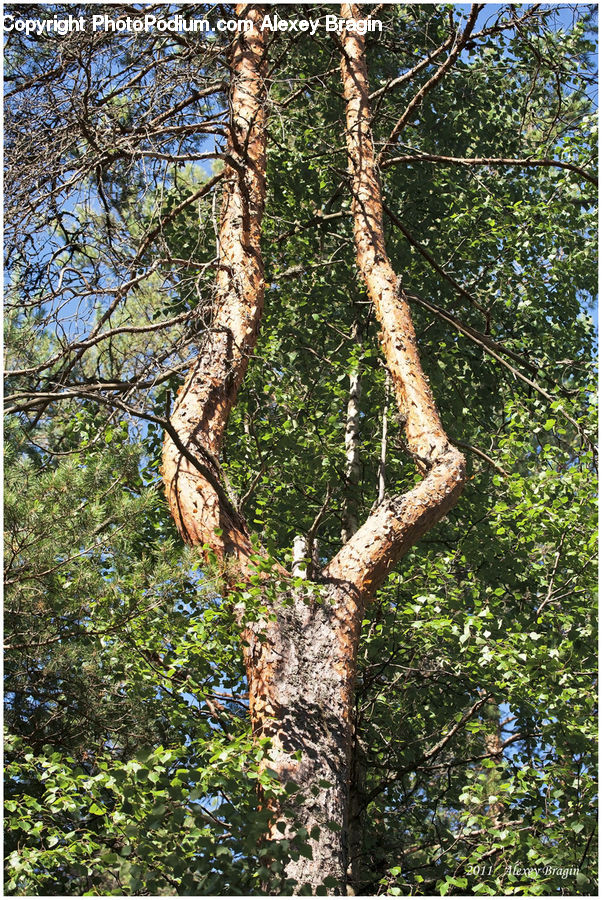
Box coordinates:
[163,4,465,893]
[162,5,267,570]
[324,3,466,600]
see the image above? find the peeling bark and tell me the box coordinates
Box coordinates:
[324,4,466,600]
[162,5,267,570]
[163,5,466,894]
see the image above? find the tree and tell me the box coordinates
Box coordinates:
[4,3,597,896]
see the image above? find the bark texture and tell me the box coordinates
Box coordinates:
[163,5,466,894]
[247,581,364,894]
[323,5,466,599]
[162,5,267,569]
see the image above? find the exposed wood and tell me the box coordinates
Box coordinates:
[162,6,267,570]
[325,4,466,601]
[161,4,467,893]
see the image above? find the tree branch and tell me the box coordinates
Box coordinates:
[324,5,466,598]
[377,5,483,165]
[381,151,597,185]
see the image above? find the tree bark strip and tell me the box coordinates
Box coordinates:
[324,4,466,600]
[342,365,362,543]
[162,5,267,570]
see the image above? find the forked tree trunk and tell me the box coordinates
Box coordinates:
[163,4,465,894]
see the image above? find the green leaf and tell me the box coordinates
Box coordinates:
[88,803,106,816]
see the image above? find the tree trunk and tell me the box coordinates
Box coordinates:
[483,700,505,825]
[342,365,362,543]
[161,4,267,569]
[377,376,390,505]
[163,4,466,894]
[246,581,364,894]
